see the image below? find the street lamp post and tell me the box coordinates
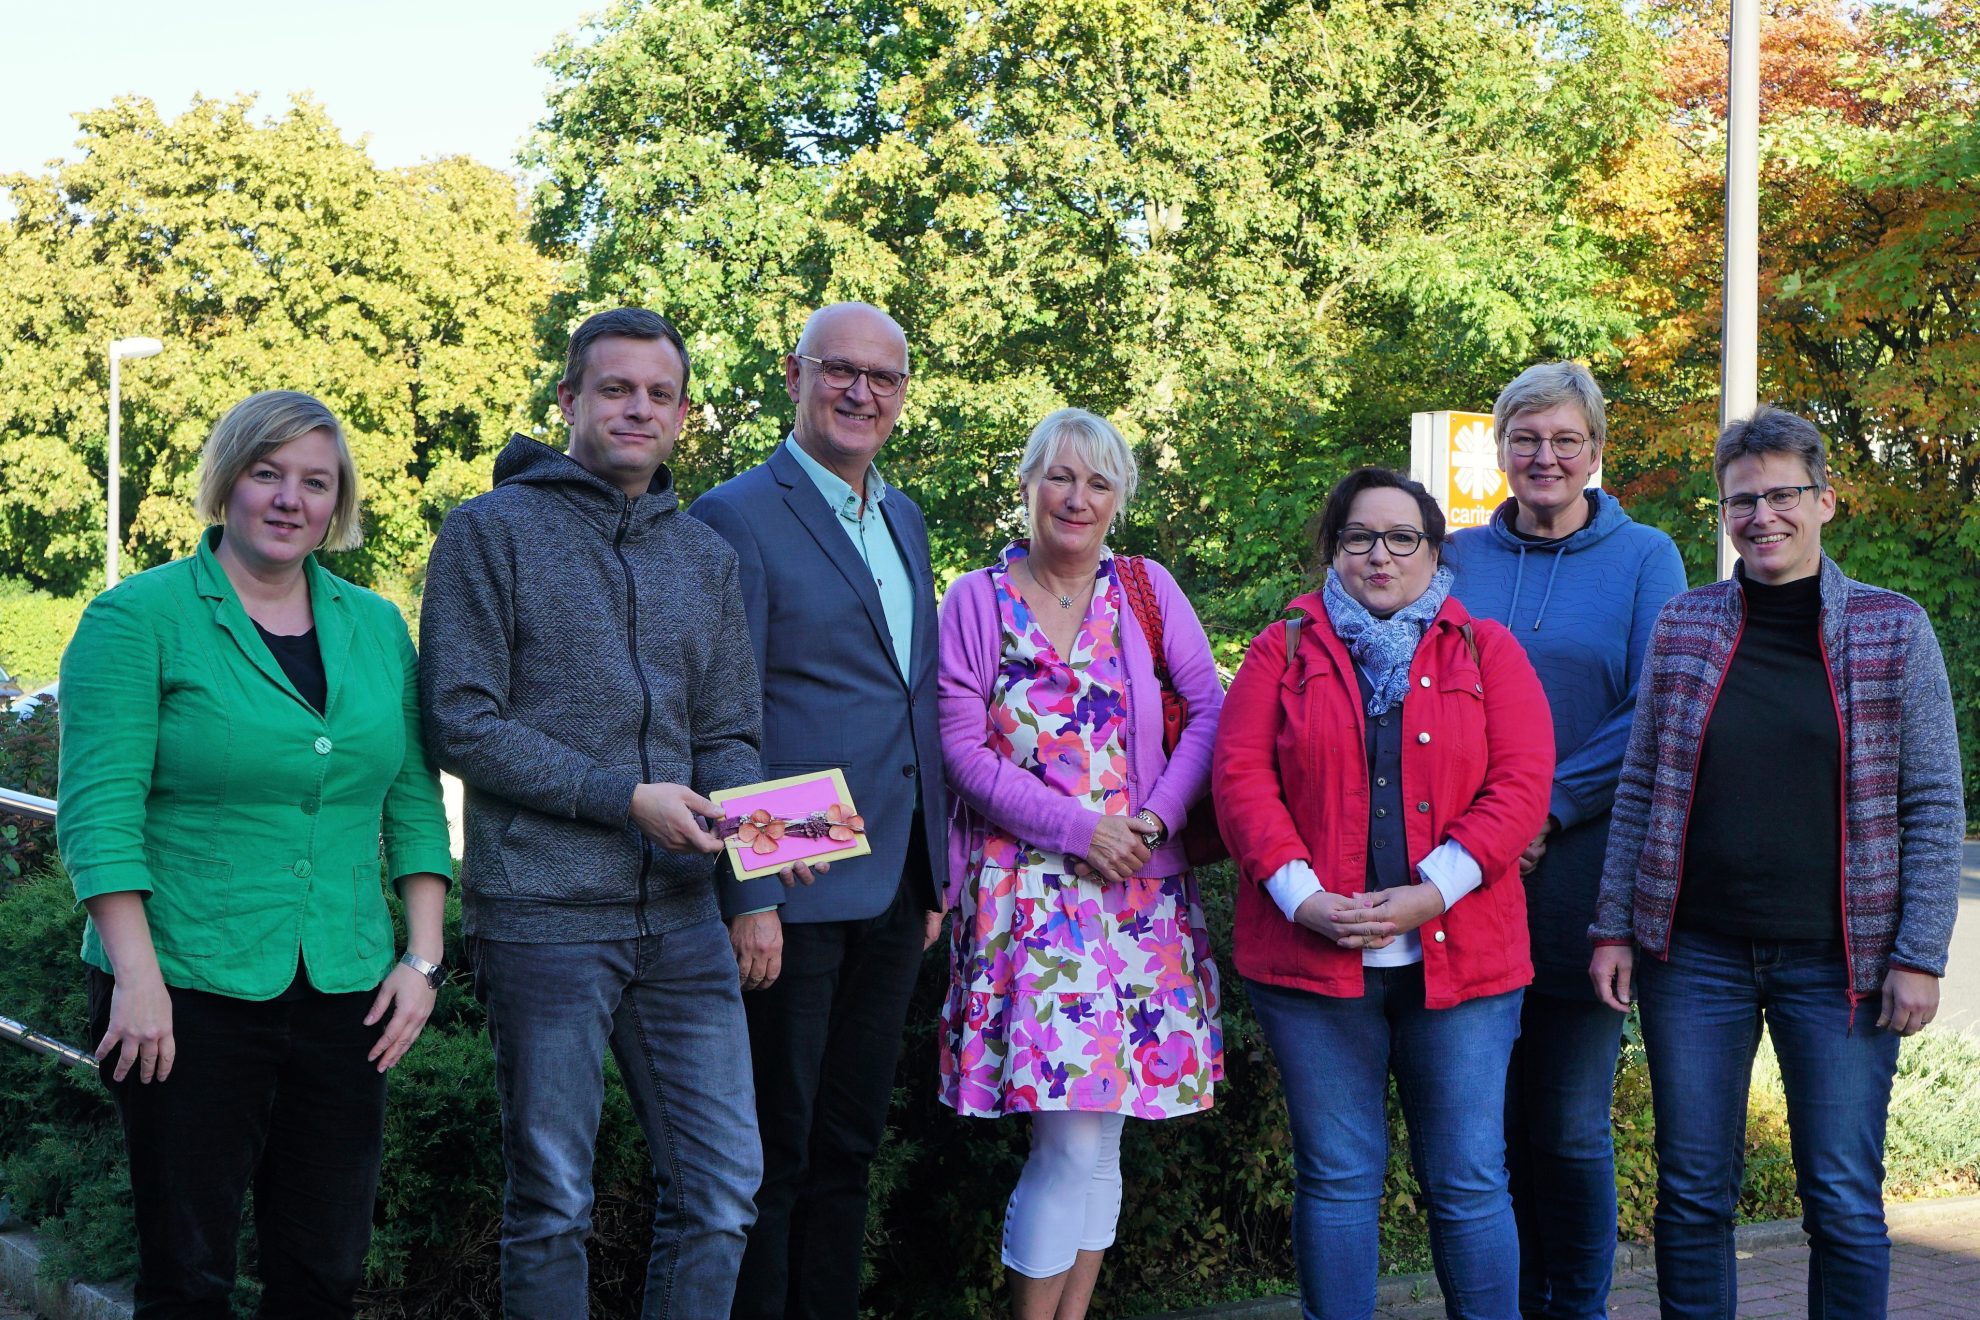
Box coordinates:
[1717,0,1760,580]
[107,336,163,588]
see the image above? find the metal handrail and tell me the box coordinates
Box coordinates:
[0,782,91,1070]
[0,1014,98,1071]
[0,784,57,824]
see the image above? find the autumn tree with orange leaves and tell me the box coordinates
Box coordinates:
[1589,0,1980,813]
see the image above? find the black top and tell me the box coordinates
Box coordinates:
[1356,667,1412,892]
[254,621,326,716]
[1675,574,1842,941]
[1506,491,1600,545]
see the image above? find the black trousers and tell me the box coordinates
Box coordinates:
[731,864,930,1320]
[89,967,388,1320]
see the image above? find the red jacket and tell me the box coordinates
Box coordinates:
[1213,591,1554,1008]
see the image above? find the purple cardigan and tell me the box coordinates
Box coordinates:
[937,554,1224,906]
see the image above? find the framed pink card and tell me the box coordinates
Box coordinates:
[711,768,871,881]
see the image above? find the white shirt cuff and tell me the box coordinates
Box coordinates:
[1265,859,1324,923]
[1415,839,1482,912]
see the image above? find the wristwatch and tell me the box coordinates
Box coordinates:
[1135,809,1169,847]
[398,951,446,989]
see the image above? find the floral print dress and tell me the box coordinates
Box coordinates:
[939,543,1222,1119]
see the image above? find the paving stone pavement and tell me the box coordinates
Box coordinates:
[1369,1201,1980,1318]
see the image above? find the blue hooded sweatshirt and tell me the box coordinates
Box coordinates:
[1446,489,1688,998]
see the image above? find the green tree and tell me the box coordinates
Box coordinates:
[1592,0,1980,815]
[530,0,1663,645]
[0,95,558,601]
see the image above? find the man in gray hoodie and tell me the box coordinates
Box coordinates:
[420,308,763,1318]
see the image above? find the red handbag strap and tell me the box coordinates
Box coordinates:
[1116,555,1173,687]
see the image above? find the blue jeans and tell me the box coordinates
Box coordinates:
[1638,932,1900,1320]
[473,918,761,1319]
[1505,991,1625,1319]
[1248,970,1524,1320]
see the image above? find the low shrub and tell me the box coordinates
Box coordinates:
[0,698,60,881]
[0,579,87,692]
[6,847,1977,1318]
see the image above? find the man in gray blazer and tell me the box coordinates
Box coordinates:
[688,301,947,1320]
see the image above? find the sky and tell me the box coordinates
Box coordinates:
[0,0,604,178]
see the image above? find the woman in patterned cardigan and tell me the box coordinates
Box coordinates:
[1589,406,1966,1320]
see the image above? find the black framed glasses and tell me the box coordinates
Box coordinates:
[795,354,910,397]
[1719,485,1819,518]
[1338,527,1427,556]
[1505,432,1590,459]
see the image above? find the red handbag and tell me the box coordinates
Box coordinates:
[1115,555,1229,867]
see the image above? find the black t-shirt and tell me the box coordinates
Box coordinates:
[253,621,327,716]
[1674,574,1842,941]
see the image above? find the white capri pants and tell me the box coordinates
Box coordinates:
[1001,1111,1129,1279]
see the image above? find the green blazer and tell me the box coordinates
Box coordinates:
[57,527,453,999]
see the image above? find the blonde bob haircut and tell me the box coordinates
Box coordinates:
[1017,408,1139,537]
[194,390,363,552]
[1492,361,1608,461]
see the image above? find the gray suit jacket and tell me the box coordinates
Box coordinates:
[687,444,948,921]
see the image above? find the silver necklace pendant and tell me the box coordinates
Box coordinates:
[1055,593,1074,609]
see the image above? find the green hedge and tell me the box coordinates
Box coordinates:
[0,579,87,692]
[8,858,1980,1318]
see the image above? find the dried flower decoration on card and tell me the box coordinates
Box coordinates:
[709,768,872,880]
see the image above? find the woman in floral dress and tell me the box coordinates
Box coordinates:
[937,407,1224,1320]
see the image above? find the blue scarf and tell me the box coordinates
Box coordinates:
[1322,565,1455,715]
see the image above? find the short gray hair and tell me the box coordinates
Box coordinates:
[195,391,362,552]
[1714,405,1827,489]
[1493,361,1608,457]
[1017,408,1139,533]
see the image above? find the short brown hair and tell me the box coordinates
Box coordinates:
[194,391,362,552]
[562,308,692,395]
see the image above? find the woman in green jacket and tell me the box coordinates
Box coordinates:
[56,390,454,1317]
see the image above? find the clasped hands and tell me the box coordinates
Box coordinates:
[1069,813,1165,885]
[1293,883,1448,949]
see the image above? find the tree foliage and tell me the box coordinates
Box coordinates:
[530,0,1663,640]
[0,96,557,600]
[1590,0,1980,814]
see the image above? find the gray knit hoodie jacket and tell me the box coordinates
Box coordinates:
[419,436,762,942]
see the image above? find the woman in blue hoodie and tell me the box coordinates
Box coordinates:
[1445,362,1687,1319]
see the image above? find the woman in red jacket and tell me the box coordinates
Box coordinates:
[1214,468,1554,1320]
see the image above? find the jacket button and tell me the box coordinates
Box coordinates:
[1419,676,1431,687]
[1433,930,1446,943]
[1416,801,1429,813]
[313,736,333,755]
[293,859,313,878]
[902,763,917,778]
[1373,839,1386,850]
[1375,808,1387,818]
[300,797,319,817]
[1378,716,1390,727]
[1417,732,1431,744]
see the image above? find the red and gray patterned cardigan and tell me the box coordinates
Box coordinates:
[1590,557,1966,1001]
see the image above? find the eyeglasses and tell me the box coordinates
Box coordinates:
[1505,433,1590,459]
[795,354,910,397]
[1338,528,1427,557]
[1719,485,1820,518]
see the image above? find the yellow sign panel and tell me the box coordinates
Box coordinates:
[1410,410,1502,529]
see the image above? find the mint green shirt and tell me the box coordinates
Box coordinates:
[783,435,916,680]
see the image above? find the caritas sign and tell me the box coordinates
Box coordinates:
[1409,411,1504,529]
